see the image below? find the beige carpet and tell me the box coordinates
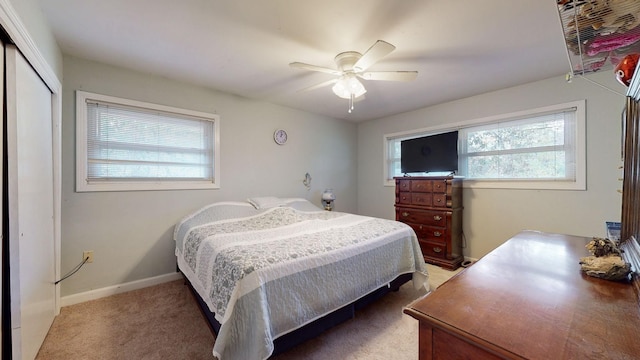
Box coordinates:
[37,264,461,360]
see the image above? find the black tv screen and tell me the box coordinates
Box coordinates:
[401,131,458,174]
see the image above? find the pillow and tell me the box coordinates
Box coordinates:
[246,196,286,210]
[282,198,323,212]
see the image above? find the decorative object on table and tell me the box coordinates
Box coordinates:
[321,189,336,211]
[579,237,632,281]
[274,129,287,145]
[303,172,312,190]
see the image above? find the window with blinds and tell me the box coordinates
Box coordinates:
[458,109,577,181]
[384,100,585,190]
[76,91,220,192]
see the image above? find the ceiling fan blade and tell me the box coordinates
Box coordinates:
[353,40,396,72]
[289,62,342,75]
[359,71,418,82]
[298,78,338,92]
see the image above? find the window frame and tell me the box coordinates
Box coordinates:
[383,100,586,190]
[76,91,221,192]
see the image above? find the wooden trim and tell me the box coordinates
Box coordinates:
[405,308,525,360]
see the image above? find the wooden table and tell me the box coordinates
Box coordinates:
[404,231,640,359]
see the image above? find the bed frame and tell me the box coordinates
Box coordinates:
[182,271,412,357]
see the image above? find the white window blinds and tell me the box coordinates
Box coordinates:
[76,91,220,192]
[458,108,577,181]
[86,101,214,182]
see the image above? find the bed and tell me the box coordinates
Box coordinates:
[174,197,429,360]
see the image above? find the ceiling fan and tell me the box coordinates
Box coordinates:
[290,40,418,113]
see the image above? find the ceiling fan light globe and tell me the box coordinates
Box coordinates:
[332,76,366,99]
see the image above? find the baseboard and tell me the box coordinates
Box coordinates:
[60,272,183,307]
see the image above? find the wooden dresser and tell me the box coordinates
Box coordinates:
[394,176,463,270]
[404,231,640,360]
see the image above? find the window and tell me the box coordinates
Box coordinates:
[76,91,220,192]
[384,101,586,190]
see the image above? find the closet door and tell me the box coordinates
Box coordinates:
[6,45,55,360]
[0,36,4,357]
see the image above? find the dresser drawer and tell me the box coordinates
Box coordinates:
[420,239,447,259]
[396,179,411,192]
[432,179,447,193]
[397,208,447,227]
[411,193,432,206]
[397,191,411,204]
[408,193,447,208]
[432,193,447,208]
[407,223,447,240]
[410,180,432,192]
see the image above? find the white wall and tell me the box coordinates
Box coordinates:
[61,55,357,297]
[7,0,62,78]
[357,71,626,259]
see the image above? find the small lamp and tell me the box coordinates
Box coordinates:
[321,189,336,211]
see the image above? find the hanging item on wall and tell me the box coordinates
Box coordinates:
[274,129,288,145]
[303,172,312,190]
[557,0,640,76]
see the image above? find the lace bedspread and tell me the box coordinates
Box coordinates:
[174,199,428,360]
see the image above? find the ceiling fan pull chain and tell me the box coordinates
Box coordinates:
[348,93,354,113]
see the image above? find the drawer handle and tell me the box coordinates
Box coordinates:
[419,225,423,230]
[433,247,442,253]
[433,215,442,221]
[402,196,408,200]
[402,212,410,217]
[436,198,442,203]
[433,231,442,237]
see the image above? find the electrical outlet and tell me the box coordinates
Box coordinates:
[83,251,94,263]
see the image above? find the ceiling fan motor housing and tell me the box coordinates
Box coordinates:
[334,51,362,72]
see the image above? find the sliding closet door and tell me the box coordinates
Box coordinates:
[6,44,55,360]
[0,36,4,357]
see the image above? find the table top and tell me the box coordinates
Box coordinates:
[405,231,640,359]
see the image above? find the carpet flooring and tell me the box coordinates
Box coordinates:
[36,264,461,360]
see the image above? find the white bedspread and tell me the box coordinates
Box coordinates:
[174,199,428,360]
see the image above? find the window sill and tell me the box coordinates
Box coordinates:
[76,180,220,192]
[385,178,585,191]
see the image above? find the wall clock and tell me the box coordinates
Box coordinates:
[274,129,288,145]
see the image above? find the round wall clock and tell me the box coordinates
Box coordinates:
[274,129,288,145]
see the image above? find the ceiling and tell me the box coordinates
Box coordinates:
[36,0,571,122]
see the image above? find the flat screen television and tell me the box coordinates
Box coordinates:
[400,131,458,174]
